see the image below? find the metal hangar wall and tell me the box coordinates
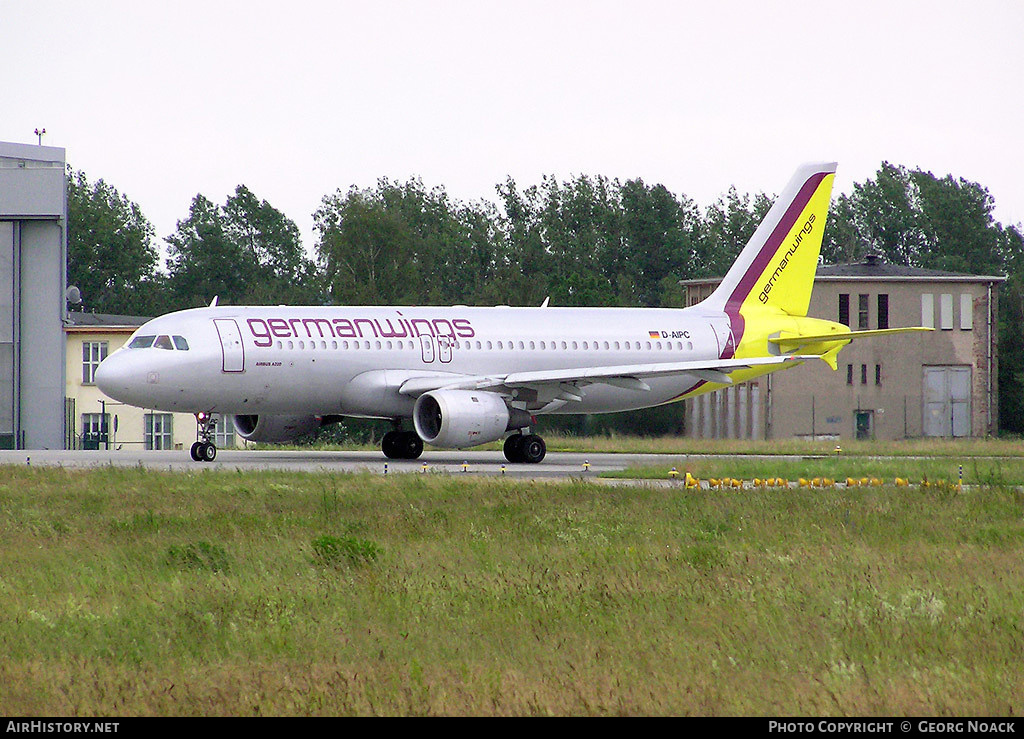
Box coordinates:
[0,140,67,449]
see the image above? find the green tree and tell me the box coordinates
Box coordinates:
[314,186,419,305]
[695,187,771,278]
[222,185,319,304]
[822,162,1006,275]
[66,167,161,315]
[166,187,315,308]
[995,225,1024,433]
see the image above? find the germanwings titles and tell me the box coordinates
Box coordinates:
[95,162,927,463]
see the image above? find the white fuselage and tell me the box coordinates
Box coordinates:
[97,304,735,419]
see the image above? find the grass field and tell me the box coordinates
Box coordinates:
[282,434,1024,458]
[1,463,1022,715]
[606,454,1024,486]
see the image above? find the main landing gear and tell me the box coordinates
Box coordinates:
[382,429,424,460]
[191,412,218,462]
[503,432,546,464]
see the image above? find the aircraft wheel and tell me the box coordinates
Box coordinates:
[520,434,546,464]
[382,431,402,459]
[201,442,217,462]
[190,442,203,462]
[401,432,423,460]
[503,434,525,463]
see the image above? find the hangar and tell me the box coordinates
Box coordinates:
[0,140,67,450]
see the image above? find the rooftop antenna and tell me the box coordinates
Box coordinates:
[34,128,46,145]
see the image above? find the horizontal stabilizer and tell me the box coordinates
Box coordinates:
[769,326,933,349]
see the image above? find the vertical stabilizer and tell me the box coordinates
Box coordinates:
[703,162,836,319]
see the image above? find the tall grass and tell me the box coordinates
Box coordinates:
[1,465,1021,715]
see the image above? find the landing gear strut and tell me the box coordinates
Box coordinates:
[191,412,218,462]
[382,429,423,460]
[503,432,546,464]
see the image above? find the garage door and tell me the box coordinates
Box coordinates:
[923,366,971,437]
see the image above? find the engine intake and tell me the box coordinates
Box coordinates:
[413,390,531,448]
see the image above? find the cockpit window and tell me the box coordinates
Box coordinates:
[129,335,156,349]
[128,333,190,350]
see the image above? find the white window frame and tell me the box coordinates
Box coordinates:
[214,415,235,448]
[82,341,108,384]
[81,413,109,437]
[144,413,173,450]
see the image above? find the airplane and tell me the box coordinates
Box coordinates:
[95,162,927,463]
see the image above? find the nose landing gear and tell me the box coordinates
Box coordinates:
[191,412,218,462]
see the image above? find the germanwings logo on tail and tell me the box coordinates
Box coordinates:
[757,212,816,305]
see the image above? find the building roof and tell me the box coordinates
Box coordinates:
[815,254,1005,282]
[680,254,1006,286]
[65,311,151,330]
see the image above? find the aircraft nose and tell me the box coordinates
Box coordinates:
[94,353,135,403]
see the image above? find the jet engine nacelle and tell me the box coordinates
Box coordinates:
[413,390,531,448]
[232,414,322,443]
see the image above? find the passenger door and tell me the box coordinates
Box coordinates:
[214,319,245,373]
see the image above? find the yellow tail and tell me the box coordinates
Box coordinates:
[704,162,837,319]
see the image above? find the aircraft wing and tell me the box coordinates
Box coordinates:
[397,354,819,398]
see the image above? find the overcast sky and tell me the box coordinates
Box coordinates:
[2,0,1022,254]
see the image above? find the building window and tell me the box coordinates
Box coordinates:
[846,364,853,385]
[877,294,889,330]
[81,413,109,447]
[858,294,869,330]
[960,294,973,330]
[922,294,934,328]
[940,294,954,330]
[82,341,108,384]
[144,413,173,450]
[875,364,882,386]
[839,294,850,326]
[861,364,868,385]
[214,415,235,448]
